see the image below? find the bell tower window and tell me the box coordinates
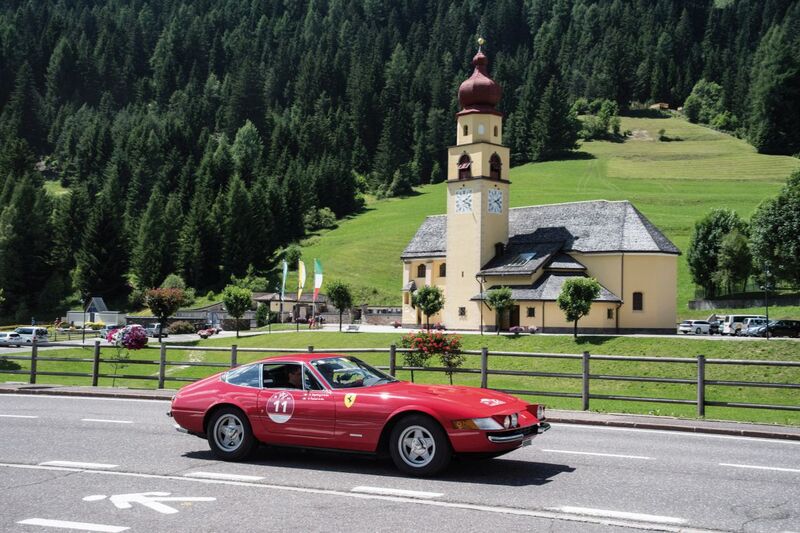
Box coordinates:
[417,264,426,278]
[493,125,498,137]
[457,154,472,180]
[463,125,468,136]
[490,153,501,181]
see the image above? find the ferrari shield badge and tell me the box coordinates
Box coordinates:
[344,393,357,408]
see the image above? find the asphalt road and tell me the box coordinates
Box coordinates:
[1,394,799,532]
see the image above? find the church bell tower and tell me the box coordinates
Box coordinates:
[444,38,510,327]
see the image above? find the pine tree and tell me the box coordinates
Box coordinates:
[222,175,255,278]
[529,77,579,161]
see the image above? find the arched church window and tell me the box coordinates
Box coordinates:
[463,125,468,136]
[490,153,501,180]
[417,264,426,278]
[458,154,472,180]
[493,125,498,137]
[439,263,446,277]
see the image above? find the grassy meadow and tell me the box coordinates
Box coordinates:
[3,330,798,425]
[298,115,800,316]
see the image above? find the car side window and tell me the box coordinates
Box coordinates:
[304,367,324,391]
[224,364,261,388]
[263,363,305,389]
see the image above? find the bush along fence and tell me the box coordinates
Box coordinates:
[1,340,799,417]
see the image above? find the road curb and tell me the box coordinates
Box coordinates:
[3,386,799,442]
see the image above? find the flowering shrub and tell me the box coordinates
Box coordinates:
[107,325,148,351]
[399,331,463,383]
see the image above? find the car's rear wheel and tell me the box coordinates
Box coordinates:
[389,415,451,477]
[695,327,701,334]
[207,407,257,461]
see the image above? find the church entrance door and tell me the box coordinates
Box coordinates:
[509,305,520,328]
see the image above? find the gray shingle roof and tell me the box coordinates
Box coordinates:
[478,242,562,276]
[472,272,621,302]
[401,200,679,260]
[545,253,587,271]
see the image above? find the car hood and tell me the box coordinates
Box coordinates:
[382,382,528,413]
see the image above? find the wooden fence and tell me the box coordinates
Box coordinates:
[1,340,799,416]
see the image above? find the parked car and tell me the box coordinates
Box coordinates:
[708,320,721,335]
[145,324,169,338]
[99,324,123,339]
[753,320,800,338]
[169,353,550,476]
[197,327,219,339]
[721,314,766,336]
[14,327,49,343]
[742,317,769,337]
[0,332,23,347]
[678,320,711,335]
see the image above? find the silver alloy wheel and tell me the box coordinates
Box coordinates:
[397,425,436,468]
[213,413,244,452]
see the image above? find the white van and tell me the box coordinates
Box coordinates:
[722,315,766,336]
[14,327,49,343]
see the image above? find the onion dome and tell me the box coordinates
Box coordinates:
[458,42,502,116]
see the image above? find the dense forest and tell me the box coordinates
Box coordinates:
[0,0,798,321]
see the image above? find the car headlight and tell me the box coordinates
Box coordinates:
[510,413,518,427]
[537,405,546,419]
[503,415,511,429]
[452,417,504,431]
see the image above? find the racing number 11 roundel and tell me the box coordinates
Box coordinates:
[267,391,295,423]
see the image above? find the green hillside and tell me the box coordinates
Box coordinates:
[299,116,800,311]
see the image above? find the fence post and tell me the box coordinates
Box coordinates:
[480,347,488,388]
[91,340,101,386]
[389,344,396,376]
[697,354,705,417]
[230,345,238,368]
[308,345,314,353]
[582,351,590,411]
[29,338,38,384]
[158,343,167,389]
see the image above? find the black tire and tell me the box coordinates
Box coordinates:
[389,414,451,477]
[207,407,258,461]
[695,328,701,334]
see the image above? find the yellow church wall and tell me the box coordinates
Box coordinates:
[618,254,677,330]
[542,301,618,329]
[456,114,503,146]
[447,144,510,182]
[402,258,448,326]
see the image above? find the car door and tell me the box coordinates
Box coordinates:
[256,362,335,444]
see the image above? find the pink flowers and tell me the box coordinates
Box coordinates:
[107,325,148,351]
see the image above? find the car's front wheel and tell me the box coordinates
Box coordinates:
[207,407,257,461]
[389,415,451,476]
[695,327,701,334]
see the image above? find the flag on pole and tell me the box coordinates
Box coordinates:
[297,260,306,301]
[280,260,288,302]
[313,259,323,302]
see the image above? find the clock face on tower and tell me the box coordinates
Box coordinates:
[488,188,503,214]
[455,188,473,213]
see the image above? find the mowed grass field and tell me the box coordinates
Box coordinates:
[3,331,798,425]
[298,115,800,316]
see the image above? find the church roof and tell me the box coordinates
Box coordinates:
[471,272,621,303]
[401,200,680,261]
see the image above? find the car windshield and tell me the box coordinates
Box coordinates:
[311,356,398,389]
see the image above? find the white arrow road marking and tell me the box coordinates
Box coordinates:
[551,506,687,525]
[351,486,443,499]
[17,518,128,532]
[720,463,800,474]
[39,461,118,470]
[0,414,38,418]
[83,492,216,515]
[541,449,652,460]
[81,418,133,424]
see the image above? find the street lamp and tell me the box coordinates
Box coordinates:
[760,267,771,341]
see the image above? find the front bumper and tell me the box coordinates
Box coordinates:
[487,422,551,443]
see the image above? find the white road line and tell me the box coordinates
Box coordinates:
[1,393,165,403]
[184,471,265,482]
[551,506,687,525]
[17,518,129,532]
[0,414,38,419]
[541,449,652,460]
[351,486,443,499]
[555,422,800,446]
[81,418,134,424]
[719,463,800,474]
[39,461,118,470]
[1,463,714,533]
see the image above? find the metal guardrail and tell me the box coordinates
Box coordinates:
[1,340,798,415]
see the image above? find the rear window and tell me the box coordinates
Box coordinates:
[223,364,261,388]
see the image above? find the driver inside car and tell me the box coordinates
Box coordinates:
[286,366,302,389]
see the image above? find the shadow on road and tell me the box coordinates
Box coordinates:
[182,447,575,487]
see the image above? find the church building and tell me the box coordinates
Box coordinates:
[401,43,679,334]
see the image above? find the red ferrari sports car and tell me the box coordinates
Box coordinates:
[169,353,550,476]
